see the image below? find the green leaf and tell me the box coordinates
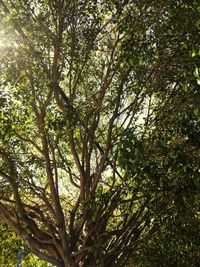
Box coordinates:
[193,67,199,78]
[192,51,196,57]
[182,83,188,92]
[193,108,199,116]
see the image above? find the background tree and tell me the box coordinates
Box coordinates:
[0,221,50,266]
[0,0,199,267]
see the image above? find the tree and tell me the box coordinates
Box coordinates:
[0,221,50,266]
[0,0,199,266]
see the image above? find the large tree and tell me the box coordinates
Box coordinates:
[0,0,199,266]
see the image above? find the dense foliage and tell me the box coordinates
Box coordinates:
[0,221,50,266]
[0,0,199,266]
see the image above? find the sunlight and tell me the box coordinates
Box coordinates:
[0,29,18,49]
[0,31,6,47]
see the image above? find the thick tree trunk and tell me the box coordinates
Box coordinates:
[63,260,77,267]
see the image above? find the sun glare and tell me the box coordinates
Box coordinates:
[0,29,5,44]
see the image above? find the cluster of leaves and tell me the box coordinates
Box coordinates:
[128,209,200,267]
[0,221,50,267]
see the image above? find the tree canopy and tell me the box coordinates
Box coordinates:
[0,0,200,266]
